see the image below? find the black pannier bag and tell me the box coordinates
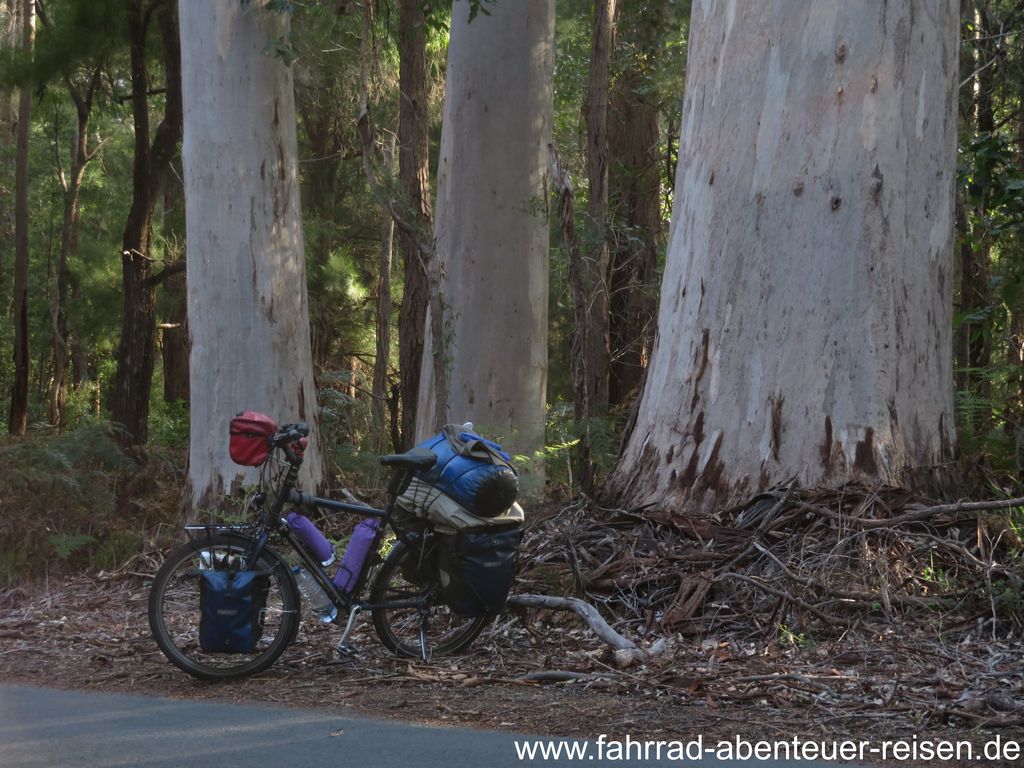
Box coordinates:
[198,569,269,653]
[437,525,523,616]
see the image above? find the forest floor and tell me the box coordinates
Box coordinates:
[2,491,1024,766]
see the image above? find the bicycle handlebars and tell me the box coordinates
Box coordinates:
[272,422,310,446]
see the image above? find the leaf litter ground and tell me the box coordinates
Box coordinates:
[1,487,1023,767]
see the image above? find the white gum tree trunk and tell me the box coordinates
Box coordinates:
[180,1,323,508]
[607,0,959,514]
[416,0,554,472]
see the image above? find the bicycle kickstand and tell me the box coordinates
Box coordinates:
[418,616,430,663]
[335,605,362,658]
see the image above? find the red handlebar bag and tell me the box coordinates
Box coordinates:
[229,411,278,466]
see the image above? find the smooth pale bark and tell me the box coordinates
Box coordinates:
[607,0,959,514]
[7,0,32,436]
[180,1,323,507]
[416,0,553,477]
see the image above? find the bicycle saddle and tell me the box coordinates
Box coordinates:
[379,447,437,471]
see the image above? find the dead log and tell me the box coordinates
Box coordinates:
[507,593,666,667]
[508,593,636,650]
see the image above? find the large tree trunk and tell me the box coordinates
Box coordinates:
[7,0,32,436]
[396,0,432,450]
[415,0,554,478]
[112,0,182,445]
[180,0,324,508]
[607,1,959,514]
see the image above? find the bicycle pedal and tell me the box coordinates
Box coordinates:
[335,642,359,659]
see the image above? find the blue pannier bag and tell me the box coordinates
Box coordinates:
[198,570,269,653]
[415,425,519,518]
[437,525,523,616]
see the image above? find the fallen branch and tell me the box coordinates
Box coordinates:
[508,593,636,650]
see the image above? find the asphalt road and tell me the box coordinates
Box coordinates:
[0,684,853,767]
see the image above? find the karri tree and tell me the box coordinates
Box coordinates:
[416,0,555,473]
[179,0,323,507]
[607,0,960,513]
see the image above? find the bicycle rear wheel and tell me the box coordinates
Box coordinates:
[369,538,490,659]
[148,533,300,680]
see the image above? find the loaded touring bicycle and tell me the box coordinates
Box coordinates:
[148,413,524,680]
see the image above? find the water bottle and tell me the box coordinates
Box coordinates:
[286,511,336,567]
[291,566,338,623]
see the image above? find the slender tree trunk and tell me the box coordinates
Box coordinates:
[960,4,995,432]
[607,0,959,514]
[372,135,396,452]
[607,69,660,410]
[0,0,18,302]
[112,0,183,445]
[416,0,554,483]
[573,0,617,492]
[396,0,432,449]
[180,0,324,507]
[295,102,343,370]
[159,162,189,406]
[8,0,33,436]
[49,72,101,428]
[161,271,189,405]
[0,0,15,127]
[1008,111,1024,456]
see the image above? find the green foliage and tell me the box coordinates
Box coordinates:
[0,424,135,583]
[953,5,1024,481]
[524,402,620,496]
[89,531,143,572]
[318,369,386,485]
[148,399,189,449]
[31,0,125,86]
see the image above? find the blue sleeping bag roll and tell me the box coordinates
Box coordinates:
[415,426,519,518]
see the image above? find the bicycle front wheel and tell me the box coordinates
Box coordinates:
[148,533,300,680]
[370,539,490,659]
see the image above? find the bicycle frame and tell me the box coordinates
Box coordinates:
[184,464,433,657]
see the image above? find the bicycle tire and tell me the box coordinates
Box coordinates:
[148,533,300,680]
[369,539,490,658]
